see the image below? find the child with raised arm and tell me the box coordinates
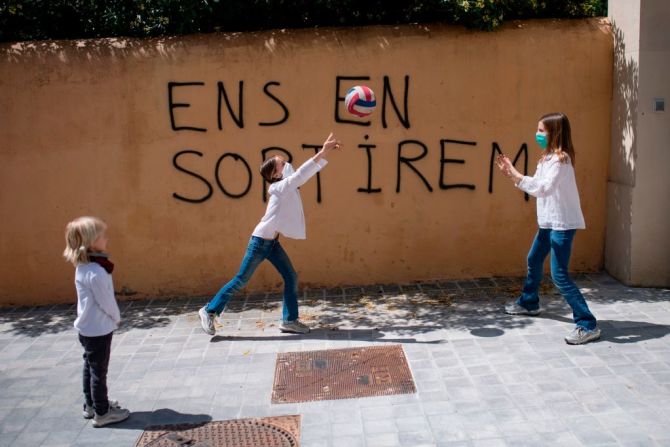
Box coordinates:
[199,132,342,336]
[496,113,600,345]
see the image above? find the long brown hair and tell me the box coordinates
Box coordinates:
[540,112,576,166]
[260,157,280,183]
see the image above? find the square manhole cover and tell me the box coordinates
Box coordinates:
[272,345,415,404]
[134,415,300,447]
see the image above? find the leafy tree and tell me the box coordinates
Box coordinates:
[0,0,608,42]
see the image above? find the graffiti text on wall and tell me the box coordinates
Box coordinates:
[168,76,529,204]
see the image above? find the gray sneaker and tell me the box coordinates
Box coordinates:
[280,319,311,334]
[565,326,601,345]
[198,306,216,335]
[92,406,130,427]
[83,400,119,419]
[504,301,541,316]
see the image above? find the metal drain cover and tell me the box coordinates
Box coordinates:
[272,345,415,404]
[135,416,300,447]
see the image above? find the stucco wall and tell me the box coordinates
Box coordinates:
[607,0,670,287]
[606,1,639,284]
[0,19,613,305]
[632,0,670,286]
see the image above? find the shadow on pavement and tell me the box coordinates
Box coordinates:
[0,273,666,340]
[538,312,670,344]
[469,327,505,337]
[209,326,447,344]
[0,298,207,338]
[598,320,670,344]
[105,408,212,430]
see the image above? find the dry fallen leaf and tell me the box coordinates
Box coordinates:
[300,313,316,321]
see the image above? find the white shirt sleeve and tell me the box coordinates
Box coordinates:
[516,159,565,198]
[89,271,121,325]
[269,158,328,196]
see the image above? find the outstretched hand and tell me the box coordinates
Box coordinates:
[322,132,342,152]
[496,154,514,177]
[317,132,343,160]
[496,153,525,184]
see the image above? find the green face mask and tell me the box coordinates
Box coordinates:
[535,132,548,150]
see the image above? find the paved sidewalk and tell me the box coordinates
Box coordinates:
[0,272,669,447]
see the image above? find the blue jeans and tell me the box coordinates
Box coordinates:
[206,236,299,322]
[517,228,597,330]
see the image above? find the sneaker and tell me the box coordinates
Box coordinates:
[279,319,311,334]
[83,400,120,419]
[92,406,130,427]
[198,306,216,335]
[504,301,541,316]
[565,326,601,345]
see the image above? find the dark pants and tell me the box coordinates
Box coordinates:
[78,332,113,415]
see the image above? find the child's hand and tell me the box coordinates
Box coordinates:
[322,132,342,152]
[496,154,523,184]
[496,154,513,177]
[315,132,343,161]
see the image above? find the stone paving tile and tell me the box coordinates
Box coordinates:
[0,273,668,446]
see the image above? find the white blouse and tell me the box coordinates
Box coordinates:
[516,154,586,230]
[252,158,328,240]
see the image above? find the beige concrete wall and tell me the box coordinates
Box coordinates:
[0,20,613,306]
[607,0,670,287]
[632,0,670,285]
[606,0,640,283]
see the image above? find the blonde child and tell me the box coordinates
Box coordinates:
[496,113,600,344]
[63,217,130,427]
[199,132,342,336]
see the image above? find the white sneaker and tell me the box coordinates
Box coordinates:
[279,319,311,334]
[565,326,601,345]
[199,306,216,335]
[504,301,541,316]
[92,405,130,427]
[83,400,119,419]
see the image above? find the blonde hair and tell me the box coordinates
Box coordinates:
[63,216,107,266]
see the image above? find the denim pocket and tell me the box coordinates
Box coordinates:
[249,236,271,254]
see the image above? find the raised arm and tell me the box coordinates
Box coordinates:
[312,132,341,163]
[515,160,564,198]
[496,154,565,198]
[270,132,342,195]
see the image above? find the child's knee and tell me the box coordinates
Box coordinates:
[551,272,573,290]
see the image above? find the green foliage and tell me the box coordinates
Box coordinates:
[0,0,608,42]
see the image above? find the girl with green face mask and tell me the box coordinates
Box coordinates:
[495,113,600,346]
[198,132,343,338]
[535,131,548,150]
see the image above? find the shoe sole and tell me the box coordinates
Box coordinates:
[198,308,216,335]
[504,309,541,316]
[92,413,130,428]
[279,327,310,334]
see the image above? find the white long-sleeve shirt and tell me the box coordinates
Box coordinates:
[252,158,328,239]
[73,262,120,337]
[516,154,586,230]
